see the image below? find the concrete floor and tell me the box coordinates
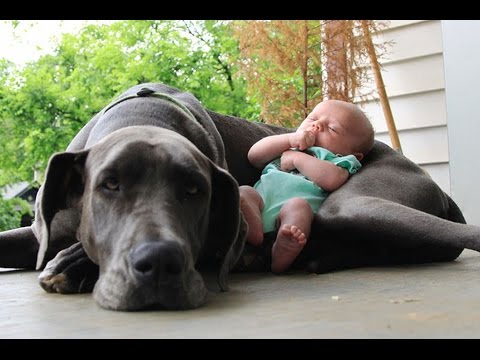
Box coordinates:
[2,250,480,338]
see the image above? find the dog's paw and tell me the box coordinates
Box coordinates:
[38,242,99,294]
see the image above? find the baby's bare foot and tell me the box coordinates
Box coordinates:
[271,225,307,273]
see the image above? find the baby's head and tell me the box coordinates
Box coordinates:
[298,100,374,161]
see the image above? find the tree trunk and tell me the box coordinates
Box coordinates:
[324,20,349,101]
[361,20,402,154]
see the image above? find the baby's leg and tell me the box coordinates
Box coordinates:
[239,185,265,246]
[272,197,313,273]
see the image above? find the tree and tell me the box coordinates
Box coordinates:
[0,197,32,231]
[233,20,323,127]
[179,20,261,119]
[0,20,257,189]
[233,20,389,128]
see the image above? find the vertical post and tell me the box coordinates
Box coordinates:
[361,20,402,154]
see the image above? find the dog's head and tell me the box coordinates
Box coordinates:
[35,126,245,310]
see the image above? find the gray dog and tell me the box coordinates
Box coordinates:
[1,82,480,311]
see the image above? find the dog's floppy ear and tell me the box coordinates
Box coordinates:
[35,150,89,270]
[204,162,246,292]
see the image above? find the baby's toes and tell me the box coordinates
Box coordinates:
[292,228,303,239]
[280,224,293,236]
[297,232,306,242]
[290,225,298,235]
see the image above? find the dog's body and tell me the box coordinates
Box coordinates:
[1,82,479,311]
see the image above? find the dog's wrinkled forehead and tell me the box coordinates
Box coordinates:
[94,126,203,158]
[96,126,199,150]
[86,126,211,178]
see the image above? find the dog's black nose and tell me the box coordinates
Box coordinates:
[129,241,184,282]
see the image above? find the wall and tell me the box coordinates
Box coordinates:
[442,20,480,226]
[356,20,450,194]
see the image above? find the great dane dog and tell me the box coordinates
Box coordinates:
[1,82,480,311]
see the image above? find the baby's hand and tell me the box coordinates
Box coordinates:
[280,150,298,171]
[289,130,315,150]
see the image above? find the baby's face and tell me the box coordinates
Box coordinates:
[298,101,368,157]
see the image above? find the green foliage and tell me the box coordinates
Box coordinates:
[0,197,32,231]
[0,20,259,189]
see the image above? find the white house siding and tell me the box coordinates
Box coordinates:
[442,20,480,226]
[355,20,450,194]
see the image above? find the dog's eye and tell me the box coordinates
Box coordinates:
[185,184,199,196]
[179,177,206,203]
[102,177,120,191]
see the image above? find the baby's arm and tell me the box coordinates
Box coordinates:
[280,150,349,192]
[248,131,315,169]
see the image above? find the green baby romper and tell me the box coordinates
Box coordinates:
[254,146,361,233]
